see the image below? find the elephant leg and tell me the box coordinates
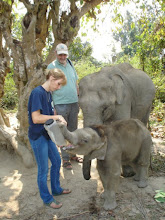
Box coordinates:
[137,166,148,188]
[97,160,107,199]
[133,165,148,188]
[104,189,116,210]
[141,104,152,126]
[83,155,91,180]
[133,137,151,188]
[102,160,121,210]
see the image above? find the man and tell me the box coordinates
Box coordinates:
[47,43,82,170]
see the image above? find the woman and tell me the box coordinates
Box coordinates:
[28,68,71,209]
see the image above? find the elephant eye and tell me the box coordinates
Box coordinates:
[81,139,88,143]
[102,106,108,114]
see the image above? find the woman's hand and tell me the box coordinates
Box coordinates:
[57,115,67,125]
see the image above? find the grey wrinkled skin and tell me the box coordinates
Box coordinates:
[78,63,155,179]
[59,119,152,210]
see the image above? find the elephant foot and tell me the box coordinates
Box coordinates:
[103,200,117,210]
[133,174,140,181]
[122,165,135,177]
[137,180,148,188]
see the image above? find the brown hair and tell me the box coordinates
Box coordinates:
[45,68,67,86]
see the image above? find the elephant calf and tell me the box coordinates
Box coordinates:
[45,118,152,210]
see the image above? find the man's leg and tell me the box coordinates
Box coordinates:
[54,104,73,169]
[68,103,83,163]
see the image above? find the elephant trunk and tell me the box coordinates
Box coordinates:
[59,124,78,145]
[44,120,77,146]
[83,113,103,127]
[81,112,103,180]
[83,155,92,180]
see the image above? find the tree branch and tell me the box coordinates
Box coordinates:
[19,0,34,12]
[0,125,34,168]
[0,1,19,63]
[80,0,104,17]
[69,0,78,11]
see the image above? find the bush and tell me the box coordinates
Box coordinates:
[151,99,165,126]
[73,58,102,81]
[152,72,165,103]
[1,73,18,110]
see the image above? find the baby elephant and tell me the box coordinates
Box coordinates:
[45,118,152,210]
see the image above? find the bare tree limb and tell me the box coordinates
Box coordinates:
[69,0,78,11]
[0,125,34,168]
[19,0,34,12]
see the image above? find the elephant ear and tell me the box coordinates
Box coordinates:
[89,140,107,160]
[88,125,107,160]
[111,74,125,104]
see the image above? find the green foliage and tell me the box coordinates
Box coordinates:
[116,53,140,69]
[12,13,23,40]
[151,99,165,127]
[154,190,165,203]
[152,72,165,103]
[112,1,164,73]
[74,58,102,82]
[3,0,12,5]
[112,11,138,52]
[69,37,103,81]
[69,37,93,61]
[1,73,18,110]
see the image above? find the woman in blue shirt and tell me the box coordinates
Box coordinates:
[28,68,71,209]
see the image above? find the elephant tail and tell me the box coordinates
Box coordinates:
[83,155,91,180]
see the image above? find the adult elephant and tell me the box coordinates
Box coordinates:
[78,63,155,180]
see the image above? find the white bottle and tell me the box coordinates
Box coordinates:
[44,119,67,146]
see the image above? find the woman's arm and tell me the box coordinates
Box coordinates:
[32,110,67,125]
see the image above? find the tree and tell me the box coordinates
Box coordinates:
[112,11,138,57]
[0,0,109,167]
[112,0,164,71]
[69,37,93,61]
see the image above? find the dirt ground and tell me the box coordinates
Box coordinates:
[0,114,165,220]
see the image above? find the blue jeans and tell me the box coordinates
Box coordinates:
[29,135,63,204]
[55,103,79,161]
